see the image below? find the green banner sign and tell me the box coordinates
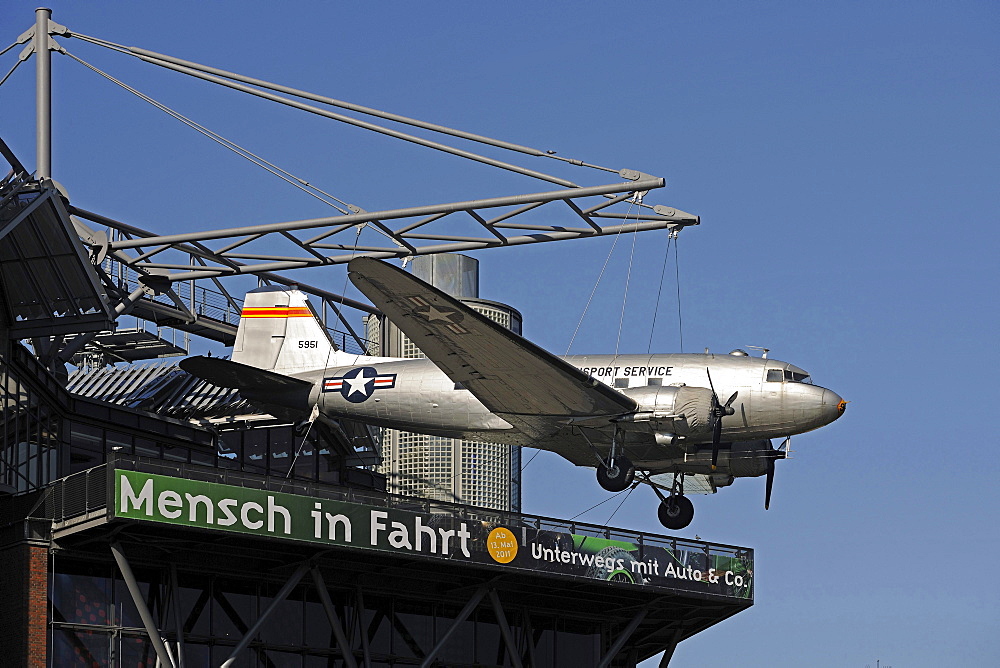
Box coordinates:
[115,469,473,556]
[113,469,752,598]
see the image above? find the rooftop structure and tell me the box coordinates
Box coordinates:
[0,9,747,666]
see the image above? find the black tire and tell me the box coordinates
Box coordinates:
[596,456,635,492]
[658,496,695,530]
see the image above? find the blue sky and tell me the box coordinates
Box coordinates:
[2,2,998,665]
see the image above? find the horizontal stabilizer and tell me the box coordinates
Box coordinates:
[179,356,311,394]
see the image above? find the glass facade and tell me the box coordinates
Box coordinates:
[1,340,63,492]
[49,560,604,666]
[0,340,373,494]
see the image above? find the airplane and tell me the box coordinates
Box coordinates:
[180,257,846,530]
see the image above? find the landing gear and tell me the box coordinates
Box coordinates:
[591,426,635,493]
[648,472,695,530]
[658,495,694,530]
[596,456,635,492]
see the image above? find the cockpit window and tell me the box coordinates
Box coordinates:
[767,369,812,383]
[785,370,812,383]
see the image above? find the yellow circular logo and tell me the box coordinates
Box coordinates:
[487,527,518,564]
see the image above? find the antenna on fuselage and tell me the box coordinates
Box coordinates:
[745,345,770,359]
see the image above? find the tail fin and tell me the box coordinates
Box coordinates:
[232,286,338,374]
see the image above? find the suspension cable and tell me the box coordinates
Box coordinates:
[0,40,22,58]
[564,198,636,355]
[0,56,24,88]
[568,487,630,521]
[647,230,674,354]
[520,447,542,473]
[613,199,644,358]
[63,49,433,251]
[62,50,354,213]
[675,233,684,352]
[604,484,635,525]
[67,31,630,181]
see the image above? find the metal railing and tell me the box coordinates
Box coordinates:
[99,258,373,354]
[31,465,108,525]
[44,454,752,566]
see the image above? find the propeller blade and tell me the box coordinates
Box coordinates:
[765,457,775,510]
[711,415,722,469]
[705,369,737,469]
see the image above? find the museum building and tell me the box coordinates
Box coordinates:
[1,151,754,667]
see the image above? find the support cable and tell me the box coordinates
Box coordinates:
[675,234,685,353]
[647,231,675,354]
[564,198,637,355]
[68,30,677,217]
[0,41,23,58]
[67,31,621,178]
[604,483,636,526]
[65,33,581,189]
[568,487,630,521]
[0,57,24,88]
[285,405,319,480]
[61,50,352,214]
[613,198,644,358]
[64,49,412,254]
[520,448,541,473]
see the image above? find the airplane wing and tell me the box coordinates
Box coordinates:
[348,257,637,441]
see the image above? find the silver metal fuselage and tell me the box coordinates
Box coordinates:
[299,352,843,450]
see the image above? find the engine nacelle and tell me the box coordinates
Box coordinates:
[727,439,775,478]
[618,385,714,438]
[642,439,776,477]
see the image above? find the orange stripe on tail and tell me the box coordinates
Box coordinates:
[240,307,313,318]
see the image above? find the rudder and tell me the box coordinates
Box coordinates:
[232,286,336,374]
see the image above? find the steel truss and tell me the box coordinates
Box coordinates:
[0,9,700,376]
[2,8,699,366]
[107,541,659,668]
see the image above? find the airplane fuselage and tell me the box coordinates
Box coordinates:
[295,352,843,453]
[182,275,847,528]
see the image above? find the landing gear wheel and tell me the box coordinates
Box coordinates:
[596,456,635,492]
[658,496,694,530]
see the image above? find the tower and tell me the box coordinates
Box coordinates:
[365,255,522,511]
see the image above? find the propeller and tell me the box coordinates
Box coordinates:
[706,368,738,470]
[764,441,787,510]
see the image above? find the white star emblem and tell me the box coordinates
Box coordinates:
[344,370,373,398]
[422,305,456,323]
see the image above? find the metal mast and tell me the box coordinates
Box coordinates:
[34,7,52,179]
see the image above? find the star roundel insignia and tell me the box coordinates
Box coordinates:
[322,367,397,403]
[416,304,464,325]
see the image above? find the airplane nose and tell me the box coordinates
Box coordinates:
[822,389,847,423]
